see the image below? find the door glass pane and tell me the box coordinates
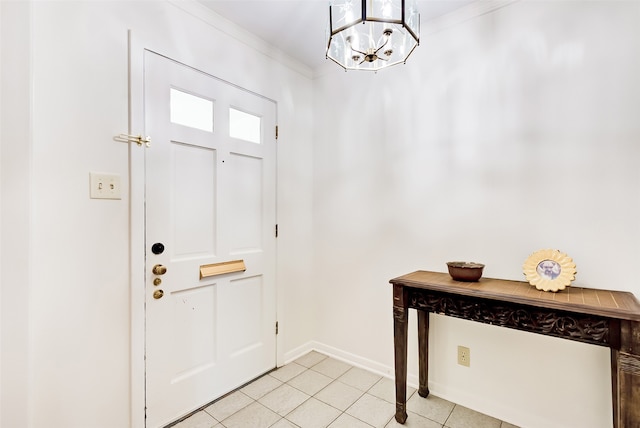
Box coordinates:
[229,107,261,144]
[170,88,213,132]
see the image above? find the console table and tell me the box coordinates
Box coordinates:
[391,270,640,427]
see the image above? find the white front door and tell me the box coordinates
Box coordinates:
[144,51,277,428]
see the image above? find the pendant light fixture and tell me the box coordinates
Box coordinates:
[326,0,420,71]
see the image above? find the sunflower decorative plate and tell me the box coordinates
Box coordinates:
[523,249,576,292]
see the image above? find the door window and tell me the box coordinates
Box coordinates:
[170,88,214,132]
[229,107,261,144]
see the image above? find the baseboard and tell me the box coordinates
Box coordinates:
[283,341,419,389]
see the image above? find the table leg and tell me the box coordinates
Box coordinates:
[615,320,640,428]
[611,348,619,428]
[418,310,430,397]
[393,285,408,424]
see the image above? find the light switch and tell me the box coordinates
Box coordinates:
[90,172,121,200]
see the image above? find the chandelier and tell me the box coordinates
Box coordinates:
[326,0,420,72]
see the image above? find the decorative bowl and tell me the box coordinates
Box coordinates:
[446,262,485,282]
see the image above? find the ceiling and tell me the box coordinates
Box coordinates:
[197,0,475,71]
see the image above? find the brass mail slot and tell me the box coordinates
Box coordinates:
[200,260,246,279]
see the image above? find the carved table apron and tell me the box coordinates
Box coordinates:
[390,271,640,427]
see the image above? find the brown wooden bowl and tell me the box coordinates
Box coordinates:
[446,262,485,282]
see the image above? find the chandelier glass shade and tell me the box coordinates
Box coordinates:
[326,0,420,71]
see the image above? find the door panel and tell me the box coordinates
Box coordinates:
[144,51,277,428]
[223,275,264,354]
[228,153,264,251]
[170,284,217,381]
[172,143,217,256]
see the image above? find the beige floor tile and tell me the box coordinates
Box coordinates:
[270,362,308,382]
[345,393,395,428]
[219,401,280,428]
[328,413,375,428]
[172,410,218,428]
[368,377,417,404]
[184,354,518,428]
[271,418,300,428]
[315,380,364,411]
[385,411,443,428]
[337,367,382,391]
[295,351,329,368]
[204,390,253,421]
[285,397,342,428]
[259,383,310,416]
[444,405,501,428]
[311,358,352,379]
[241,373,283,400]
[288,368,333,395]
[406,394,454,425]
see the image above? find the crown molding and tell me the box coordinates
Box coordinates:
[422,0,521,36]
[168,0,314,79]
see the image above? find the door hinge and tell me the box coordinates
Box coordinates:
[275,224,278,238]
[275,321,279,335]
[275,126,279,140]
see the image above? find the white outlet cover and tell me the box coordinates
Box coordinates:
[90,172,122,200]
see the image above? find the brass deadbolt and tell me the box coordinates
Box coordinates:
[153,278,162,286]
[153,290,164,299]
[152,264,167,275]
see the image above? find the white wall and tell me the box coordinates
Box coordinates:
[2,1,639,427]
[312,1,640,427]
[0,1,314,427]
[1,2,33,427]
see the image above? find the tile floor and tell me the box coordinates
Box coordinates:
[170,351,519,428]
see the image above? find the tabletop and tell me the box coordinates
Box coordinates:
[390,270,640,322]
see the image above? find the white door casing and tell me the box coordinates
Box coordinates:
[143,51,277,427]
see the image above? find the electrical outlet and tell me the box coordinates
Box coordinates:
[90,172,121,200]
[457,346,470,367]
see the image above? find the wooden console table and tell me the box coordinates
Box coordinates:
[391,270,640,427]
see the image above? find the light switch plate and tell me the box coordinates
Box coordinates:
[90,172,121,200]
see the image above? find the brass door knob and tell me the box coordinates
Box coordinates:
[152,264,167,275]
[153,290,164,299]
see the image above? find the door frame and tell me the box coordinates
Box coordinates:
[128,31,282,428]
